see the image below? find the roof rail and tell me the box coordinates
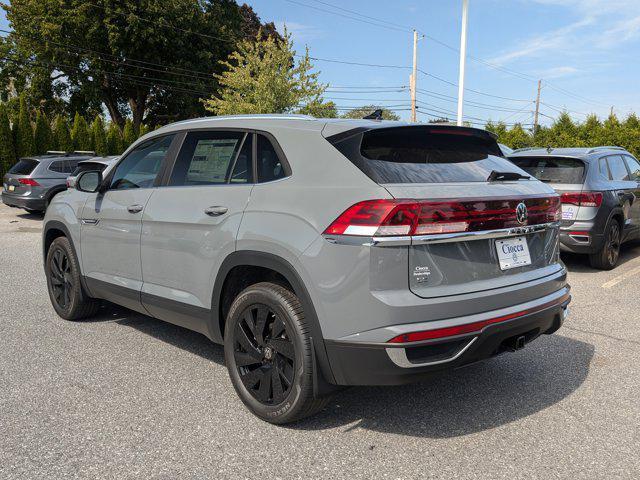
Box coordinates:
[46,150,67,155]
[586,146,626,154]
[73,150,96,155]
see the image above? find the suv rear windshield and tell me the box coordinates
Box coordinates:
[8,158,39,175]
[329,126,525,184]
[509,157,585,184]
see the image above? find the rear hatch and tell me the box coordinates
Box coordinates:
[326,125,561,299]
[3,158,40,195]
[509,156,587,226]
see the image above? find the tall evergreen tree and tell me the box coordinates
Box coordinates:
[106,122,122,155]
[0,102,15,175]
[33,111,52,154]
[122,118,137,148]
[16,92,34,158]
[52,115,72,152]
[71,112,91,151]
[91,115,107,156]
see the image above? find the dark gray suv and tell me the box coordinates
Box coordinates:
[2,152,95,213]
[510,146,640,269]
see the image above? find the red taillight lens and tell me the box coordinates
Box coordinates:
[560,192,602,207]
[324,196,561,237]
[18,178,40,186]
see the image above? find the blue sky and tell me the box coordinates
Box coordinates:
[2,1,639,125]
[249,0,640,125]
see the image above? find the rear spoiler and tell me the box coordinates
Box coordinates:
[324,124,498,145]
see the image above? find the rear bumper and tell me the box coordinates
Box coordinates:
[559,229,605,254]
[1,192,46,211]
[324,289,570,386]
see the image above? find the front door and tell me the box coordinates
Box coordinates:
[140,130,254,334]
[623,154,640,237]
[80,134,178,312]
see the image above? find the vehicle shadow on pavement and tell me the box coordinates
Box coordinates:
[295,334,594,438]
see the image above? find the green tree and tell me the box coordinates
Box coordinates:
[52,115,72,152]
[341,105,400,121]
[71,112,91,151]
[204,30,329,115]
[138,123,150,138]
[33,111,52,154]
[122,118,137,148]
[0,102,15,174]
[15,92,34,157]
[91,115,107,156]
[3,1,279,128]
[502,123,532,149]
[297,100,338,118]
[106,122,122,155]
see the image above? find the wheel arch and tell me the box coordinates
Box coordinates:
[211,250,337,387]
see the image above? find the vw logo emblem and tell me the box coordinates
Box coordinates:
[516,202,528,225]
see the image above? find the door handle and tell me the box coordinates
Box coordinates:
[204,206,228,216]
[127,204,143,214]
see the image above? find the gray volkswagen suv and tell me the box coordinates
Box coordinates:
[2,152,95,213]
[510,147,640,269]
[42,115,570,423]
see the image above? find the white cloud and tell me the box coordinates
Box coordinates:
[534,66,579,79]
[274,21,323,44]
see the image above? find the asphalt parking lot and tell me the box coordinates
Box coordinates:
[1,202,639,479]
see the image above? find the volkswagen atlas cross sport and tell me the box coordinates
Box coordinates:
[42,115,570,424]
[509,146,640,270]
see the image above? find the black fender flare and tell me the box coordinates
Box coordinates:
[210,250,337,388]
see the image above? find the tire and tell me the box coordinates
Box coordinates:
[589,220,621,270]
[45,236,100,320]
[224,282,330,424]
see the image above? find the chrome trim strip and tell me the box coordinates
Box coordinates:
[385,337,477,368]
[81,219,99,225]
[322,222,558,247]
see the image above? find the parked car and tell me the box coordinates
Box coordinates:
[66,156,120,189]
[509,146,640,269]
[2,152,95,213]
[43,115,570,423]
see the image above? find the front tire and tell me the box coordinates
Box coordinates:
[224,282,329,424]
[45,237,100,320]
[589,220,621,270]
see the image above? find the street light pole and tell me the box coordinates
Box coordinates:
[456,0,469,126]
[410,29,418,123]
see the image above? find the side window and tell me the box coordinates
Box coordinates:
[48,160,66,173]
[606,155,630,181]
[66,160,80,173]
[257,134,286,182]
[230,134,252,183]
[598,158,611,179]
[110,134,175,190]
[623,155,640,181]
[169,131,244,186]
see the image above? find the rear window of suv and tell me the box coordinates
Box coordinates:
[509,156,585,184]
[8,158,39,175]
[330,126,525,184]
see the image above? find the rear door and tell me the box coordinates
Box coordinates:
[622,154,640,236]
[80,134,178,313]
[140,130,254,333]
[332,126,561,299]
[605,154,637,235]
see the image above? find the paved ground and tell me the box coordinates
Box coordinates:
[1,202,639,479]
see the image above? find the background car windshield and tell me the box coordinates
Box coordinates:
[8,159,39,175]
[509,157,585,184]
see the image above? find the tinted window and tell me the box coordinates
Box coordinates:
[230,134,252,183]
[72,162,108,176]
[48,160,67,173]
[8,158,39,175]
[111,134,175,189]
[623,155,640,181]
[339,126,517,184]
[510,157,585,184]
[169,131,243,186]
[257,134,286,182]
[599,158,611,179]
[606,155,630,181]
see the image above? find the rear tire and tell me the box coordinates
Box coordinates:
[589,220,621,270]
[224,282,330,424]
[45,237,100,320]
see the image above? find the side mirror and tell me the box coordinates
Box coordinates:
[76,170,103,193]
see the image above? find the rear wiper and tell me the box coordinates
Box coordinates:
[487,170,530,182]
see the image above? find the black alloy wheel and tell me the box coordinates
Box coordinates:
[233,304,295,405]
[49,247,73,311]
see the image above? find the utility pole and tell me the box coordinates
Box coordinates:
[410,29,418,123]
[533,79,542,132]
[456,0,469,126]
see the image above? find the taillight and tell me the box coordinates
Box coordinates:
[324,196,561,237]
[18,178,40,186]
[560,192,602,207]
